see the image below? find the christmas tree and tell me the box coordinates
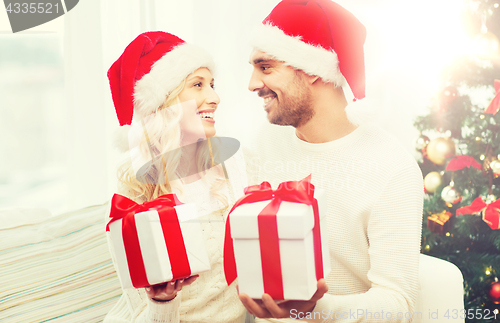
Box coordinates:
[414,0,500,319]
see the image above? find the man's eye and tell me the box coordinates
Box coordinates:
[211,83,215,89]
[261,66,269,71]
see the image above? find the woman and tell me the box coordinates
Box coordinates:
[105,31,248,322]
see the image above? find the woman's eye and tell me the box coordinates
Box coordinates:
[211,84,215,89]
[194,82,202,87]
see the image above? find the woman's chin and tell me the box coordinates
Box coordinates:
[204,127,216,138]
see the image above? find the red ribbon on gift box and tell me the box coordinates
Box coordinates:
[107,194,191,288]
[224,175,324,300]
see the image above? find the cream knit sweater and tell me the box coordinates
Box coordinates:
[104,151,248,323]
[247,123,424,323]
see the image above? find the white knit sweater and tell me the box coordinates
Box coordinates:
[247,123,424,323]
[104,151,248,323]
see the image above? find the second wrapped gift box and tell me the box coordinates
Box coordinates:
[224,177,331,300]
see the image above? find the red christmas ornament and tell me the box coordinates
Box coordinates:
[488,281,500,304]
[437,86,458,113]
[440,86,458,104]
[416,135,430,151]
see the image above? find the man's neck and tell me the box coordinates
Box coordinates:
[295,86,358,144]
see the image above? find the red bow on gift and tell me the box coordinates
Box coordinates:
[223,175,324,300]
[107,194,190,288]
[456,197,500,230]
[484,79,500,115]
[445,155,482,171]
[106,194,183,230]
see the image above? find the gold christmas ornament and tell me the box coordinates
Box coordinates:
[441,185,462,207]
[472,31,500,60]
[484,157,499,171]
[485,194,498,204]
[424,171,443,193]
[426,137,456,165]
[490,160,500,178]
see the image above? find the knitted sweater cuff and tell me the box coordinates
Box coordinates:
[146,292,182,322]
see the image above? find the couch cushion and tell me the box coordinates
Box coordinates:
[0,204,121,322]
[413,254,464,323]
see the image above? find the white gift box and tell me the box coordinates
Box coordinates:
[230,189,330,300]
[108,203,210,289]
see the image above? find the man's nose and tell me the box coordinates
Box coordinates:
[248,69,264,92]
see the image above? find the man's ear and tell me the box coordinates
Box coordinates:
[304,73,320,85]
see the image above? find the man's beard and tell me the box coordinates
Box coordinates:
[260,72,314,128]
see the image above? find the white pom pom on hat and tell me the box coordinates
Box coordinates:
[345,98,380,126]
[112,125,132,152]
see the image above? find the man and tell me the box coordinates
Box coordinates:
[240,0,424,322]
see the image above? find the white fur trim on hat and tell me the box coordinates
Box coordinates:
[133,42,215,120]
[251,23,345,87]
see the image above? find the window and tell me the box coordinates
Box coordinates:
[0,27,68,215]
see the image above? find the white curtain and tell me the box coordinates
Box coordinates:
[64,0,108,210]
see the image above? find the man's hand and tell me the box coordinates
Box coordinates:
[145,275,199,302]
[238,279,328,319]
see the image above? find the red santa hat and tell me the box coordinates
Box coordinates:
[108,31,215,126]
[252,0,373,125]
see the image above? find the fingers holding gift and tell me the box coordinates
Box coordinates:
[145,275,199,302]
[261,294,290,318]
[239,293,272,318]
[239,293,292,319]
[311,278,328,302]
[145,281,177,301]
[183,274,199,287]
[239,279,329,319]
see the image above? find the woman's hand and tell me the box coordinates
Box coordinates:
[145,275,199,302]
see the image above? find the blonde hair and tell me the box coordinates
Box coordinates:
[117,78,229,212]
